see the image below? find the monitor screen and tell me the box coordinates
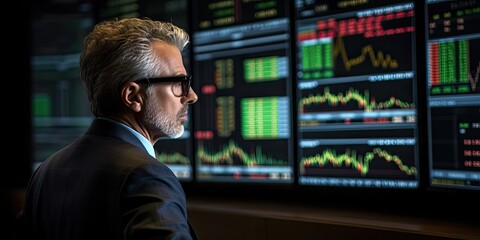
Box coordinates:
[425,0,480,191]
[295,0,420,189]
[191,0,294,183]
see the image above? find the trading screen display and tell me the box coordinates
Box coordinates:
[426,0,480,190]
[31,8,94,170]
[191,0,294,183]
[295,0,420,189]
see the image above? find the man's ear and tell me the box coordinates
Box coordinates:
[121,82,144,113]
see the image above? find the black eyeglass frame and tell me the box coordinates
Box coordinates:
[134,75,192,97]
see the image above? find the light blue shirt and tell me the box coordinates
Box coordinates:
[98,117,156,158]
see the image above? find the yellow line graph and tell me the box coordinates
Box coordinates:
[333,37,399,71]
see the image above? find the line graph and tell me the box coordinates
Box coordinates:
[296,3,414,80]
[334,37,399,71]
[300,147,417,177]
[155,152,190,165]
[197,140,289,167]
[299,86,415,113]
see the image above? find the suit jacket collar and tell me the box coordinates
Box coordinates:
[86,118,149,154]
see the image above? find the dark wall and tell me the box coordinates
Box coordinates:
[1,2,32,240]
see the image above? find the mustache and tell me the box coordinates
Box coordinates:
[177,106,188,117]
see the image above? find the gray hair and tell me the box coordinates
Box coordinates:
[79,17,190,117]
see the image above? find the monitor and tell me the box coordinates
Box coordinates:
[191,0,294,183]
[295,0,420,189]
[425,0,480,191]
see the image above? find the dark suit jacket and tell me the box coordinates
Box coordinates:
[16,118,198,240]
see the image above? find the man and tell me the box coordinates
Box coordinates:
[16,18,198,239]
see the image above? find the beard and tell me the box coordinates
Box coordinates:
[143,96,185,139]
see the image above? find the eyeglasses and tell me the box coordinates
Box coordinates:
[134,75,192,97]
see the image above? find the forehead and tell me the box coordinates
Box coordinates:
[152,42,186,76]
